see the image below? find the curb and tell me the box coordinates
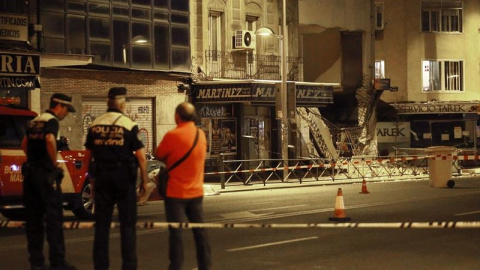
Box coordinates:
[206,172,480,194]
[208,175,436,194]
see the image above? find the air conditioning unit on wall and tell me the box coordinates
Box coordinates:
[234,30,256,50]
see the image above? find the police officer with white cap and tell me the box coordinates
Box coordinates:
[84,87,148,270]
[21,93,77,270]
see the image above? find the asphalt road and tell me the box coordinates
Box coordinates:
[1,178,479,269]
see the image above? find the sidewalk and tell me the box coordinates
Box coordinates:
[203,173,434,195]
[202,169,480,195]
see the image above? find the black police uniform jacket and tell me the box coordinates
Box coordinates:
[26,110,59,167]
[85,109,144,165]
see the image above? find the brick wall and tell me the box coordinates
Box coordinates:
[40,67,179,97]
[39,67,187,150]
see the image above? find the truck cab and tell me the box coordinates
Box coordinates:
[0,104,93,220]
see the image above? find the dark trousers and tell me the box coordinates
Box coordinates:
[93,166,138,270]
[165,197,212,270]
[23,165,66,268]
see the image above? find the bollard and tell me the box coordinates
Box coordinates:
[219,153,225,189]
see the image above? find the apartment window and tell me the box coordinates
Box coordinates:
[246,16,258,32]
[375,60,385,79]
[375,2,384,30]
[209,12,223,61]
[0,0,27,13]
[246,16,258,62]
[39,0,190,71]
[422,60,463,92]
[421,1,462,33]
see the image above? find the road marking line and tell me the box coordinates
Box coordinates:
[220,211,267,219]
[254,205,308,211]
[454,210,480,216]
[226,236,319,252]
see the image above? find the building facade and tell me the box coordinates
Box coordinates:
[1,0,191,154]
[2,0,380,168]
[375,0,480,154]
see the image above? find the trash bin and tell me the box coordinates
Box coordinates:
[425,146,456,188]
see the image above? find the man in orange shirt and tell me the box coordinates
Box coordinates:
[155,102,212,270]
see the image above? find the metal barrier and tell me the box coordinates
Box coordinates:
[205,153,474,189]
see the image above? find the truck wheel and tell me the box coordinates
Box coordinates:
[72,178,94,220]
[0,209,26,221]
[447,180,455,188]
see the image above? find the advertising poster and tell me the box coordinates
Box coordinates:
[211,119,222,156]
[208,118,237,156]
[200,118,211,155]
[249,118,259,154]
[220,119,237,154]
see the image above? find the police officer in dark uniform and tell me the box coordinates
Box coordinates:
[21,93,77,270]
[84,87,148,270]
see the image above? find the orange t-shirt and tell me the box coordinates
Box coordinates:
[154,121,207,199]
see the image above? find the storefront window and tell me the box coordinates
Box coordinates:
[40,11,65,53]
[171,0,189,12]
[154,24,169,69]
[90,17,110,40]
[411,120,474,148]
[172,49,190,70]
[113,19,129,67]
[89,3,109,15]
[38,0,190,71]
[132,0,151,6]
[132,8,151,20]
[68,15,86,54]
[154,0,167,8]
[0,0,28,13]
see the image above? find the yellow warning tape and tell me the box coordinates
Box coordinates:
[1,221,479,229]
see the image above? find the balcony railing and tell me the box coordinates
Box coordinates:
[203,50,303,81]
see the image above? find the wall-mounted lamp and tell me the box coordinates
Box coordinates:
[132,35,148,44]
[255,27,283,40]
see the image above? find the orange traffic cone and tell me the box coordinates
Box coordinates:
[359,178,370,194]
[329,188,352,222]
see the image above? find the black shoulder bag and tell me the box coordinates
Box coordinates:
[157,128,199,198]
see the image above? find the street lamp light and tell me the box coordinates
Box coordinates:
[255,2,289,181]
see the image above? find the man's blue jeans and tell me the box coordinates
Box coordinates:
[165,196,212,270]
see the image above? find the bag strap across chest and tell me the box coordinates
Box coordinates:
[168,128,199,172]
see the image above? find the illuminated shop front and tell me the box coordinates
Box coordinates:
[191,80,334,171]
[0,52,40,107]
[378,102,480,155]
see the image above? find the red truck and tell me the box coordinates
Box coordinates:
[0,104,94,220]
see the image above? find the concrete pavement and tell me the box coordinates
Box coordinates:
[203,171,480,195]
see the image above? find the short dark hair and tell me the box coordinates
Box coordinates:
[175,102,196,122]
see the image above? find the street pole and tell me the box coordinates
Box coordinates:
[281,0,288,181]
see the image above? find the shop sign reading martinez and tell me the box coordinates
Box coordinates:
[0,52,40,90]
[193,82,333,104]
